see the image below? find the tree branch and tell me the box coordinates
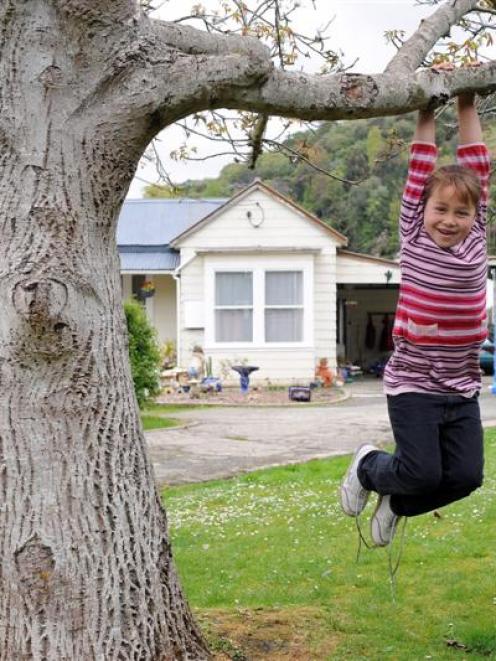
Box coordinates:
[151,19,270,59]
[476,2,496,15]
[54,0,140,22]
[116,18,273,122]
[385,0,480,73]
[221,62,496,121]
[249,114,269,168]
[100,3,495,142]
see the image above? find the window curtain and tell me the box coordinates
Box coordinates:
[215,272,253,342]
[265,272,303,342]
[215,272,252,306]
[215,309,253,342]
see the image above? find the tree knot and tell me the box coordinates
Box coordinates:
[15,534,55,605]
[13,278,68,324]
[38,66,64,89]
[340,74,379,107]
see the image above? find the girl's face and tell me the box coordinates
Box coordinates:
[423,184,477,248]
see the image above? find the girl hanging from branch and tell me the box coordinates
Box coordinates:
[341,64,492,547]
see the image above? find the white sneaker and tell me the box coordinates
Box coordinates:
[371,495,401,546]
[340,443,378,516]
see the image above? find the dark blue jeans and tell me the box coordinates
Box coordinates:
[358,392,484,517]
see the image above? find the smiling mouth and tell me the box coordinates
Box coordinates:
[437,229,457,236]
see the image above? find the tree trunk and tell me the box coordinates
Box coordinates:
[0,4,208,659]
[2,0,493,657]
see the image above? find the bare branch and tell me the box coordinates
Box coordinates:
[169,151,241,162]
[385,0,480,73]
[249,114,269,168]
[164,1,344,73]
[475,2,496,15]
[263,139,367,185]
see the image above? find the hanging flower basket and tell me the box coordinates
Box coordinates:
[139,281,155,298]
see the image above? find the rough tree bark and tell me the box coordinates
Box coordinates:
[0,2,212,659]
[0,0,494,659]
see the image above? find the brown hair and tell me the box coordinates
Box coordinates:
[424,165,481,208]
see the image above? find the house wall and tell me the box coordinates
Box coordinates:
[154,275,177,344]
[121,274,177,345]
[177,189,342,253]
[337,254,400,285]
[314,248,335,365]
[118,191,411,383]
[179,252,205,359]
[176,188,341,383]
[178,254,323,384]
[204,347,316,385]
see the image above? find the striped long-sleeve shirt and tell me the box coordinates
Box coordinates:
[383,141,492,396]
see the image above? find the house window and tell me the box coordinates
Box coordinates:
[215,272,253,342]
[206,258,312,347]
[265,271,303,342]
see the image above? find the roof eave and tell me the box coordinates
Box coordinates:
[337,248,400,268]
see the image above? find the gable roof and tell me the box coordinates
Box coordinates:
[170,180,348,247]
[117,198,227,246]
[116,181,348,274]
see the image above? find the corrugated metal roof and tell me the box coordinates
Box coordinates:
[118,246,180,272]
[117,198,227,246]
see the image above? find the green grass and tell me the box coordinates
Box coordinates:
[162,430,496,660]
[145,402,208,414]
[141,415,179,430]
[141,402,208,430]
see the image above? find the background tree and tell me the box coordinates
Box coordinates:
[0,0,495,658]
[144,113,496,256]
[124,299,162,408]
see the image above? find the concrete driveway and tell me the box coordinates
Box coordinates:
[146,376,496,486]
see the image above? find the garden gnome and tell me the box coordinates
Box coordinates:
[316,358,333,387]
[188,346,205,379]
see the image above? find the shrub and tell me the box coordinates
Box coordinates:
[124,298,161,408]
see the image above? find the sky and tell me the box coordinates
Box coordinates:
[126,0,485,198]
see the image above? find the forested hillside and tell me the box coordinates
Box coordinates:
[144,113,496,257]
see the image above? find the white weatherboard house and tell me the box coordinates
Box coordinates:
[118,180,401,384]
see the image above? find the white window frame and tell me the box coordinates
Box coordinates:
[205,255,313,349]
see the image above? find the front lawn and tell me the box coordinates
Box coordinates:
[141,415,179,431]
[163,431,496,659]
[141,403,205,431]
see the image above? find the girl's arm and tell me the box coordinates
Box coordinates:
[457,93,483,145]
[413,108,436,144]
[456,92,490,216]
[400,110,438,241]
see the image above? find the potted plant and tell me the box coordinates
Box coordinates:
[139,280,155,299]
